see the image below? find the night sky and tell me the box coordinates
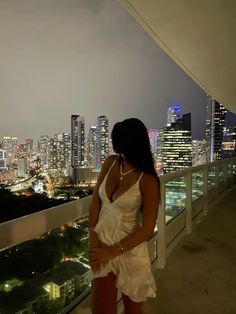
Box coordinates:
[0,0,229,142]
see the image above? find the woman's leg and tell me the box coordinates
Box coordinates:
[122,294,144,314]
[91,271,118,314]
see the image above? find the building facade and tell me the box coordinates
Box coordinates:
[148,128,158,154]
[167,105,182,126]
[47,133,71,175]
[71,115,85,170]
[0,149,7,170]
[157,113,192,174]
[17,157,28,177]
[71,115,85,183]
[86,126,97,169]
[96,115,109,170]
[1,136,18,167]
[192,140,207,166]
[222,124,236,158]
[39,135,50,170]
[206,97,227,161]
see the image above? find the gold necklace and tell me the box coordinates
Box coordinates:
[119,162,135,181]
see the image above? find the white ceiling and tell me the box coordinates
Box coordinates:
[119,0,236,113]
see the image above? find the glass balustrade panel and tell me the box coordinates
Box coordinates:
[0,216,90,314]
[192,171,203,202]
[233,163,236,174]
[208,166,216,191]
[227,164,232,177]
[219,164,224,182]
[165,177,186,223]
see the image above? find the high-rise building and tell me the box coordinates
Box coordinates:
[25,139,33,150]
[167,105,182,126]
[19,144,30,153]
[157,113,192,174]
[62,132,71,174]
[48,138,65,173]
[222,124,236,158]
[206,97,227,161]
[16,144,31,172]
[71,115,85,169]
[71,115,85,183]
[148,128,158,153]
[96,115,109,170]
[54,132,71,175]
[39,135,50,169]
[17,157,27,177]
[192,140,207,166]
[87,126,97,168]
[0,150,7,170]
[2,137,18,167]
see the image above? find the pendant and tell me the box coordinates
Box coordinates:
[120,176,123,181]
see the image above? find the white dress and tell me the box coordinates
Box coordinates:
[92,159,156,302]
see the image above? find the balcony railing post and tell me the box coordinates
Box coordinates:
[186,171,192,234]
[157,181,166,269]
[203,166,208,215]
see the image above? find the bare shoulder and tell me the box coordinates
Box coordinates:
[92,155,118,194]
[99,154,118,175]
[139,173,160,210]
[140,172,159,192]
[102,154,118,169]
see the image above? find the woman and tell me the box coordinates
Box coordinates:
[89,118,160,314]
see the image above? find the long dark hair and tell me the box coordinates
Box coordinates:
[111,118,159,182]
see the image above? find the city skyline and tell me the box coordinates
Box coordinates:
[1,108,236,146]
[0,0,210,142]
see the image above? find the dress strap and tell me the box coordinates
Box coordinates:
[106,156,118,176]
[137,172,144,182]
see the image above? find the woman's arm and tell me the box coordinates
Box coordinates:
[90,173,160,263]
[88,155,117,270]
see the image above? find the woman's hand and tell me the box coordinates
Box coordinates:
[89,243,102,272]
[89,249,102,273]
[89,243,117,264]
[88,230,103,272]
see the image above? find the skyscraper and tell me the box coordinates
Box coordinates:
[0,150,7,170]
[87,126,97,168]
[167,105,182,126]
[206,97,227,161]
[157,113,192,174]
[54,132,71,175]
[147,128,158,153]
[71,115,85,183]
[48,138,64,173]
[1,137,18,167]
[222,124,236,158]
[192,140,207,166]
[71,115,85,169]
[17,157,27,177]
[96,115,109,170]
[39,135,50,169]
[25,139,33,150]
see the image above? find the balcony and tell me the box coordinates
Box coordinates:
[0,157,235,314]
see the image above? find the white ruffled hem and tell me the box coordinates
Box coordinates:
[92,267,156,303]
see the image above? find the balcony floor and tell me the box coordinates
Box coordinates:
[144,188,236,314]
[73,188,236,314]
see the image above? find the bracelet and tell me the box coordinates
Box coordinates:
[88,227,95,232]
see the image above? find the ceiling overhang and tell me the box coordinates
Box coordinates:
[119,0,236,113]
